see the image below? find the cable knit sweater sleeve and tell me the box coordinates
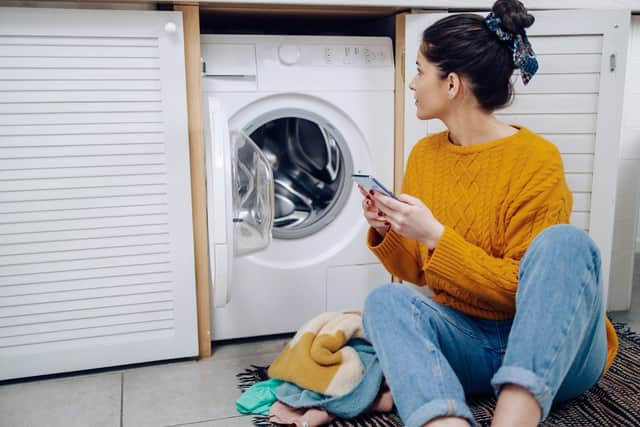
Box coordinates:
[425,144,573,313]
[366,143,426,285]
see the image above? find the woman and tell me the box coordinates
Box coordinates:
[359,1,618,426]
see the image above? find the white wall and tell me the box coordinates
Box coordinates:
[609,15,640,309]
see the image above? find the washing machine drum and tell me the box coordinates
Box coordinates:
[249,117,353,240]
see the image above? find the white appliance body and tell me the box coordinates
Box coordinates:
[202,35,395,340]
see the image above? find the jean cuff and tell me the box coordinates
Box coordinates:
[491,365,552,419]
[405,398,476,427]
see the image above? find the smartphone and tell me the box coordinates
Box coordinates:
[352,174,396,199]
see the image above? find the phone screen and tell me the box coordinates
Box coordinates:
[352,174,395,199]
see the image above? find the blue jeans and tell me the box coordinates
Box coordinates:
[363,225,608,427]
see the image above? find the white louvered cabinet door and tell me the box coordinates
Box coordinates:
[0,7,198,380]
[404,10,630,309]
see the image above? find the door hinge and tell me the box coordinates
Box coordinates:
[609,54,616,72]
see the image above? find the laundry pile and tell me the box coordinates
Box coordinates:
[236,311,394,426]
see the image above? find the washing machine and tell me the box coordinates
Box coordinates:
[202,34,395,340]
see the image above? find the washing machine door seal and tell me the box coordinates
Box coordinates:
[205,97,275,308]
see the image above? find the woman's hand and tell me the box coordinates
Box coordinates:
[358,185,390,238]
[372,192,444,250]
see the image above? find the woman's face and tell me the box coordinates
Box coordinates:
[409,48,450,120]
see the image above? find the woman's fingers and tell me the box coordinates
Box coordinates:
[358,185,391,230]
[363,203,387,226]
[396,193,421,205]
[362,197,379,212]
[373,192,410,211]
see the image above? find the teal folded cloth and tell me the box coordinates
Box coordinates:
[274,338,382,419]
[236,378,284,415]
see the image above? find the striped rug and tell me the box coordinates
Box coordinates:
[237,322,640,427]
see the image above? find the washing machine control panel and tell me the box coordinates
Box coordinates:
[323,45,389,66]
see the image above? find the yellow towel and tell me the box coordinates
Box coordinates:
[268,311,365,397]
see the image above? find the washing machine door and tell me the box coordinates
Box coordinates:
[206,98,275,308]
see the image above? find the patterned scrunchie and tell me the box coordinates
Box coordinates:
[485,12,539,85]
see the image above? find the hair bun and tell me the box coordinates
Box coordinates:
[492,0,534,35]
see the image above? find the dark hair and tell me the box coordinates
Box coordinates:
[420,0,535,111]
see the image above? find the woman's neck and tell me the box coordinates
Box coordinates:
[442,108,517,147]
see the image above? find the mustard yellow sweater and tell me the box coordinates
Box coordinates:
[367,127,617,371]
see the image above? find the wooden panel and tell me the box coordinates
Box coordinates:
[394,13,407,195]
[174,3,211,359]
[393,13,408,285]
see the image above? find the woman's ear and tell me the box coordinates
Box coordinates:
[447,72,462,99]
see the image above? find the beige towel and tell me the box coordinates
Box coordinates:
[268,311,365,396]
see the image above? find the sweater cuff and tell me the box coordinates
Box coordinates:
[367,227,404,258]
[425,226,468,282]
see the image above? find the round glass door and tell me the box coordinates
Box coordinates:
[247,116,353,240]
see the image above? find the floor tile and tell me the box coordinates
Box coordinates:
[0,372,121,427]
[210,334,291,361]
[122,350,276,427]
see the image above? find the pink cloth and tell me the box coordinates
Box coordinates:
[269,380,395,426]
[269,401,335,427]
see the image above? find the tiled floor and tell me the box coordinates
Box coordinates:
[2,255,639,427]
[0,336,291,427]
